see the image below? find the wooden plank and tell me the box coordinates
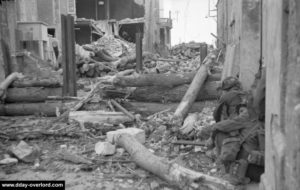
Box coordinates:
[200,43,208,63]
[61,15,69,96]
[61,14,77,96]
[105,0,110,19]
[66,15,76,96]
[0,42,5,82]
[135,32,143,73]
[1,39,11,76]
[6,87,62,103]
[122,101,205,116]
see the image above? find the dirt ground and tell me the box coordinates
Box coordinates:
[0,102,259,190]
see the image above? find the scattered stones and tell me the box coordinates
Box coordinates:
[210,168,217,173]
[95,142,116,156]
[9,141,40,163]
[0,154,18,165]
[116,148,125,156]
[60,144,67,150]
[107,128,146,144]
[150,181,160,189]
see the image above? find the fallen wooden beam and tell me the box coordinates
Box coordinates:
[171,140,206,146]
[116,134,235,190]
[112,54,136,68]
[69,111,132,126]
[0,101,107,116]
[11,77,62,88]
[0,72,23,100]
[112,72,221,88]
[48,82,102,127]
[210,33,226,46]
[103,81,220,102]
[5,87,62,103]
[0,102,64,116]
[110,99,135,120]
[112,52,153,68]
[122,101,206,116]
[174,63,209,122]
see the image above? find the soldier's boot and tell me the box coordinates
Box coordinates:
[224,159,250,185]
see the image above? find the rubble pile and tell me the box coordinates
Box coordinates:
[171,42,206,60]
[93,35,136,57]
[75,35,136,78]
[75,36,216,78]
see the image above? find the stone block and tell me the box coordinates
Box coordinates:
[95,142,116,156]
[10,141,40,163]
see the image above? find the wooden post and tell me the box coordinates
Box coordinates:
[61,14,77,96]
[143,0,159,53]
[135,33,143,73]
[67,15,76,96]
[173,64,209,122]
[61,15,68,96]
[200,43,208,63]
[105,0,110,19]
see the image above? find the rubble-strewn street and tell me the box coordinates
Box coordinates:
[3,0,300,190]
[0,103,225,190]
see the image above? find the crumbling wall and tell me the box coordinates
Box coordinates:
[110,0,144,20]
[217,0,242,80]
[76,0,105,20]
[239,0,261,90]
[217,0,261,90]
[16,0,38,22]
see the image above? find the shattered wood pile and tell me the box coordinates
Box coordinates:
[0,73,65,116]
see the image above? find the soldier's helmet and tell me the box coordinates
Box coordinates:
[221,76,241,91]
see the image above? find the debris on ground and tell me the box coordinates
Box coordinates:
[0,36,247,190]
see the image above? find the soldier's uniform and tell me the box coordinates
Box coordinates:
[213,76,245,122]
[208,70,266,184]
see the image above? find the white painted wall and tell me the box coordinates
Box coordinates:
[160,0,217,46]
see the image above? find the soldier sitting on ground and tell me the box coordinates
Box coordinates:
[206,70,266,185]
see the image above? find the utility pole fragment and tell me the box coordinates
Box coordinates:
[61,14,77,96]
[135,33,143,73]
[143,0,159,53]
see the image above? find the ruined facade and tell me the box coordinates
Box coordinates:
[217,0,261,90]
[0,0,172,81]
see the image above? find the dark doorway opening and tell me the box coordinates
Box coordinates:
[119,23,144,43]
[48,28,56,37]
